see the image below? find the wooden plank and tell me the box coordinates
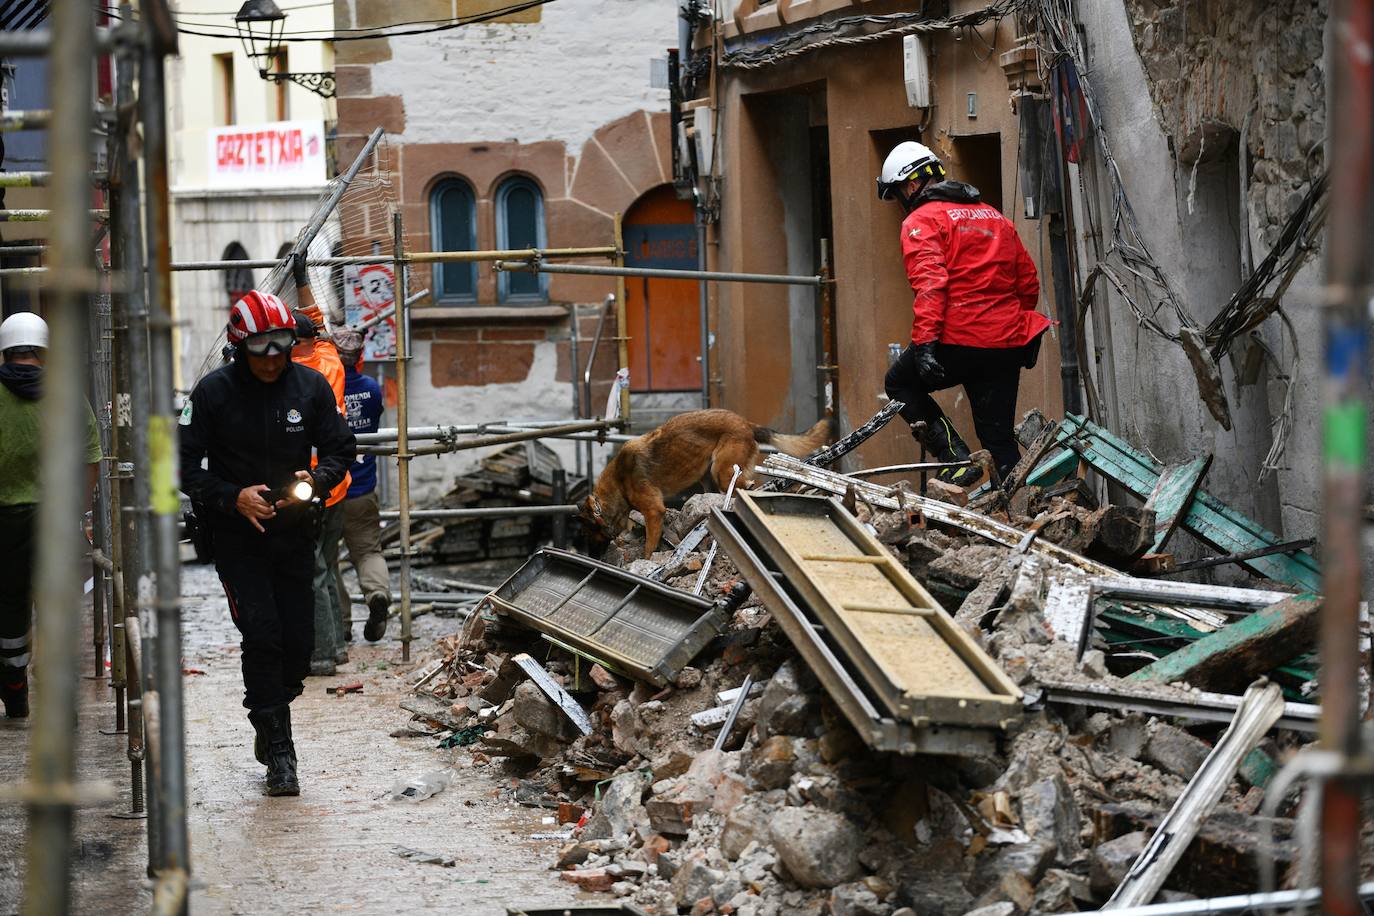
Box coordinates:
[1143,454,1213,553]
[732,492,1022,729]
[1024,447,1078,488]
[1128,595,1322,693]
[1056,416,1320,592]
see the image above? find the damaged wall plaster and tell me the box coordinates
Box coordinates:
[1079,0,1330,550]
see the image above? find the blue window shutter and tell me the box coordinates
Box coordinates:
[430,179,476,301]
[496,177,546,301]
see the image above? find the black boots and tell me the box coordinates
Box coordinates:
[920,417,982,487]
[248,704,299,796]
[363,592,389,642]
[1,678,28,719]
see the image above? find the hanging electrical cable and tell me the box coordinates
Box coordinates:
[1204,171,1329,359]
[94,0,557,42]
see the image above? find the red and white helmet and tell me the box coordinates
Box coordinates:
[226,290,293,344]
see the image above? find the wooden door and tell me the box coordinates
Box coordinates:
[623,186,701,392]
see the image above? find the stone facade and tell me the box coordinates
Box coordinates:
[331,0,677,498]
[1078,0,1330,552]
[1122,0,1327,246]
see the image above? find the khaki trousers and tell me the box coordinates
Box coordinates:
[335,490,391,633]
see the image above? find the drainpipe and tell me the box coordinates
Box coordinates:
[1042,93,1081,415]
[22,0,94,909]
[1319,1,1372,913]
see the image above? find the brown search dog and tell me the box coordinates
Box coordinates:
[580,409,833,558]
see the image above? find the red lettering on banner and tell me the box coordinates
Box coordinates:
[211,125,320,180]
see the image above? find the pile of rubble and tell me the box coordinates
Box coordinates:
[398,465,1316,915]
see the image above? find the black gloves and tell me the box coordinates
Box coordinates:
[912,341,946,387]
[288,251,309,290]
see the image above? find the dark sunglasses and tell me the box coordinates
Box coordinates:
[242,329,297,356]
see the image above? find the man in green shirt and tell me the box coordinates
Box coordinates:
[0,312,102,718]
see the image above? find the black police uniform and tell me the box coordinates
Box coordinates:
[179,353,355,712]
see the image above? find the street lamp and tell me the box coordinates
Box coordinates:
[234,0,336,99]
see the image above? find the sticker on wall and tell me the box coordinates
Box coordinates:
[343,263,397,362]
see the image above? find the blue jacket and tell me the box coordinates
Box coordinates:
[342,365,384,498]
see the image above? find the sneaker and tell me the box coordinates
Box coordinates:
[1,680,28,718]
[364,592,390,642]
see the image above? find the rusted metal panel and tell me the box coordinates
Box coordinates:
[731,492,1022,729]
[488,549,722,687]
[708,508,998,756]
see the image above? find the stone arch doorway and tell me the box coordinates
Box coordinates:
[623,185,700,394]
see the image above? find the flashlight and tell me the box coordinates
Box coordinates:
[269,477,316,504]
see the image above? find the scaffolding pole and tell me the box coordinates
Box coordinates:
[139,7,190,897]
[380,506,580,521]
[169,246,618,272]
[1320,0,1373,913]
[357,418,621,443]
[393,213,414,662]
[21,0,96,910]
[493,259,825,286]
[361,419,621,457]
[613,213,630,424]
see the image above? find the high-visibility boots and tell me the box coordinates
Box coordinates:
[919,417,982,488]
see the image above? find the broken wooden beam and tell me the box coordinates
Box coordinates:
[1051,416,1320,591]
[1128,595,1322,693]
[1088,505,1158,565]
[1142,454,1213,553]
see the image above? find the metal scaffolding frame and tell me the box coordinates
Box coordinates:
[0,6,840,908]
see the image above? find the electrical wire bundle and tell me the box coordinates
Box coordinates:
[1027,0,1199,344]
[719,0,1019,71]
[1204,172,1329,360]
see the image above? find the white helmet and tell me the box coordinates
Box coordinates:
[876,140,945,203]
[0,312,48,352]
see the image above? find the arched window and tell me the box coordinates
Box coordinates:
[429,178,477,302]
[495,176,546,301]
[223,242,253,308]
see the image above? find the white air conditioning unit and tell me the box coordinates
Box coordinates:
[904,35,930,109]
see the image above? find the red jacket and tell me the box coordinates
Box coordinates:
[901,186,1050,348]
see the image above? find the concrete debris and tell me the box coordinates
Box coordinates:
[1089,831,1150,896]
[768,806,863,889]
[399,444,1324,913]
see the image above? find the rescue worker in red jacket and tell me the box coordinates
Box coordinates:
[878,141,1051,485]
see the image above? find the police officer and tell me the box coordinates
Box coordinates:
[179,288,355,796]
[877,141,1051,485]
